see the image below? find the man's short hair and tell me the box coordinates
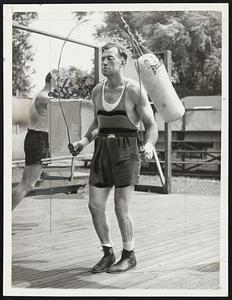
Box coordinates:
[102,42,128,61]
[45,72,52,84]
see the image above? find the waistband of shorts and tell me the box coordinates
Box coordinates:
[28,128,48,134]
[98,132,138,138]
[98,128,138,137]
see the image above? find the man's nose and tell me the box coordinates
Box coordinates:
[102,62,109,69]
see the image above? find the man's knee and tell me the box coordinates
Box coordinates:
[20,180,34,194]
[88,200,105,216]
[114,202,128,220]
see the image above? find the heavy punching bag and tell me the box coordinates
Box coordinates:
[136,53,185,122]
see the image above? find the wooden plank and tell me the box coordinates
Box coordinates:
[135,185,164,193]
[27,184,86,196]
[11,192,220,290]
[172,150,220,154]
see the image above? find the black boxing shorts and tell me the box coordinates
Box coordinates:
[89,133,141,188]
[24,129,50,166]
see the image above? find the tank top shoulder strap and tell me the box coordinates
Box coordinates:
[99,80,106,110]
[100,78,129,111]
[117,78,129,111]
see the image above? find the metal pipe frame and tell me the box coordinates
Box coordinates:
[12,21,101,83]
[12,21,98,49]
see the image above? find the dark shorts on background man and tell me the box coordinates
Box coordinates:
[24,129,50,166]
[89,135,141,188]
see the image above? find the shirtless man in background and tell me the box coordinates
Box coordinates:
[12,72,52,210]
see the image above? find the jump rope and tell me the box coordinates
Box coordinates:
[55,13,146,158]
[47,12,147,234]
[48,13,163,233]
[41,14,186,268]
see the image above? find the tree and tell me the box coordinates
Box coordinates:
[49,66,94,100]
[92,11,221,97]
[12,12,38,97]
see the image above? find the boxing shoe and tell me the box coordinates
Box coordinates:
[91,246,116,273]
[107,249,137,273]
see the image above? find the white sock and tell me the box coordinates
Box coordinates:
[101,242,113,248]
[123,239,134,251]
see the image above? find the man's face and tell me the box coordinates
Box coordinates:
[101,47,124,77]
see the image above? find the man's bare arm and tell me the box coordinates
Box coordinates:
[70,85,100,155]
[135,84,158,146]
[83,119,99,144]
[82,85,100,144]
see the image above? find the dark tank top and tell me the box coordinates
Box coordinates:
[97,80,138,135]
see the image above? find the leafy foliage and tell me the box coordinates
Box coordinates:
[89,11,221,97]
[12,12,38,96]
[72,11,94,22]
[49,66,94,100]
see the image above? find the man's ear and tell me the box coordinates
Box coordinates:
[121,58,126,66]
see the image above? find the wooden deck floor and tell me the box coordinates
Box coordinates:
[11,188,220,294]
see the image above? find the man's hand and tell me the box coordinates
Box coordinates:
[140,142,154,161]
[68,137,89,156]
[68,142,83,156]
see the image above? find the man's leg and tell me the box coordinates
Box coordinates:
[12,164,43,210]
[88,185,112,244]
[88,185,116,273]
[107,185,137,273]
[114,185,135,244]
